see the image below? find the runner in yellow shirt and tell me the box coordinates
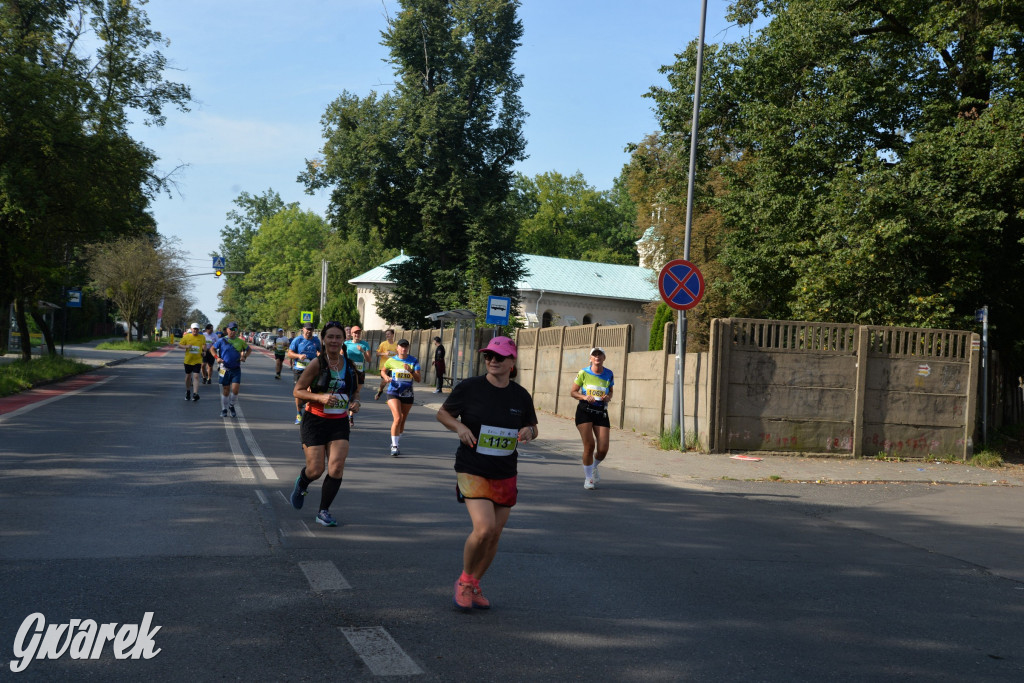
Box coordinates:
[178,322,207,402]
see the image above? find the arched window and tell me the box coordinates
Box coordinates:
[357,297,365,326]
[542,311,553,328]
[582,314,592,325]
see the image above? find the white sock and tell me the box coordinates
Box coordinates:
[392,435,400,447]
[584,464,595,478]
[221,394,229,409]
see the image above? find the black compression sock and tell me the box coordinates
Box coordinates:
[320,475,342,511]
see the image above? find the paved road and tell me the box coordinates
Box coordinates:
[1,345,1022,681]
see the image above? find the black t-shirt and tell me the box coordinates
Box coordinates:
[441,374,538,479]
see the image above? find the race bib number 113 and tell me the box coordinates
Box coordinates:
[476,425,518,456]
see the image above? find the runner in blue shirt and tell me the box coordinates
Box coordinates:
[287,323,322,424]
[211,322,251,418]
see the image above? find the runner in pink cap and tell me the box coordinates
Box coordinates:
[478,336,517,358]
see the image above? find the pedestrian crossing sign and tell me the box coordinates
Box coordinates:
[300,311,313,324]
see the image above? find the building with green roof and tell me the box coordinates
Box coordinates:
[350,253,660,348]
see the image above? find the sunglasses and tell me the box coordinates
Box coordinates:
[483,351,511,362]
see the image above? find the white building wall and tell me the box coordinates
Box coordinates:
[356,284,654,352]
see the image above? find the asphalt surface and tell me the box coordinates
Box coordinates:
[0,341,1021,681]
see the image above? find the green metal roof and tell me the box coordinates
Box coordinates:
[350,253,660,303]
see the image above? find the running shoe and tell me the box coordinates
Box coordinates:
[220,409,228,417]
[290,476,307,509]
[471,584,491,609]
[185,390,191,401]
[294,413,302,425]
[229,405,236,418]
[453,580,474,610]
[315,510,337,527]
[584,476,596,490]
[275,373,281,380]
[390,445,400,457]
[192,393,199,402]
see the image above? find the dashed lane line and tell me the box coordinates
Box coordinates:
[299,560,352,591]
[340,627,424,677]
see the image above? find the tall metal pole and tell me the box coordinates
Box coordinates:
[674,0,709,450]
[981,305,989,444]
[320,259,328,324]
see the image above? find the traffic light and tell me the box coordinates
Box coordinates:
[214,269,223,278]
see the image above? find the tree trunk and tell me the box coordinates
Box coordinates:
[29,309,56,356]
[14,299,32,362]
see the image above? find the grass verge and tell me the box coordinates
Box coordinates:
[657,427,703,452]
[95,340,162,352]
[0,356,92,397]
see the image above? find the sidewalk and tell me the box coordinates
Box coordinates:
[419,395,1024,487]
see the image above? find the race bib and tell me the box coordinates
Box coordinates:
[218,365,226,377]
[323,393,349,416]
[189,345,201,354]
[585,384,607,400]
[295,361,307,370]
[394,368,413,381]
[476,425,518,456]
[353,360,365,372]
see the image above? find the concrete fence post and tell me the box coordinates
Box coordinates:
[852,326,870,458]
[964,332,981,460]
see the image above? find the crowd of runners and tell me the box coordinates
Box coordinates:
[177,323,615,611]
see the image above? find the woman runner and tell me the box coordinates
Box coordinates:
[436,336,538,611]
[289,322,362,527]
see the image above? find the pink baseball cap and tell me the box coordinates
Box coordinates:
[479,336,517,358]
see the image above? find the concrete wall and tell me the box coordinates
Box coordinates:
[709,319,979,459]
[363,316,978,460]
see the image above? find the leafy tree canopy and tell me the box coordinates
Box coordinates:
[512,170,638,265]
[301,0,527,328]
[641,0,1024,351]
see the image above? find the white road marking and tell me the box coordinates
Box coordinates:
[223,418,255,479]
[254,489,268,505]
[299,560,352,591]
[0,375,116,424]
[235,405,278,479]
[340,627,424,676]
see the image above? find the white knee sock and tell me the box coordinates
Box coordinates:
[584,464,595,478]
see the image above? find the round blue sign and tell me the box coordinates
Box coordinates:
[658,259,705,311]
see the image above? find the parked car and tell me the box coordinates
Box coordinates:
[264,334,278,349]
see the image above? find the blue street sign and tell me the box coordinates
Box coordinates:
[485,296,511,326]
[66,289,82,308]
[212,256,226,269]
[658,259,705,311]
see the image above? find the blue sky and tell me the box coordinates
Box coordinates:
[131,0,753,324]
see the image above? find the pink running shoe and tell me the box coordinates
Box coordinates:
[454,580,474,610]
[471,584,491,609]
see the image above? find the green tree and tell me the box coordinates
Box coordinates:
[241,207,328,328]
[88,236,190,341]
[513,171,638,264]
[647,0,1024,349]
[216,189,289,329]
[301,0,527,328]
[0,0,191,359]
